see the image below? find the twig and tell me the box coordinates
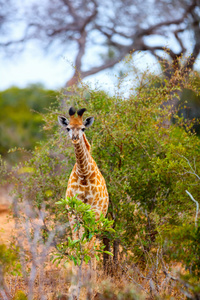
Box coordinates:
[178,155,200,181]
[185,190,199,228]
[0,289,9,300]
[118,263,148,294]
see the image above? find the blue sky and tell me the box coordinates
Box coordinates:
[1,32,200,93]
[0,45,155,93]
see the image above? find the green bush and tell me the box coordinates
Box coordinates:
[0,84,57,162]
[5,70,200,295]
[12,290,27,300]
[53,196,114,268]
[56,79,200,273]
[0,243,20,280]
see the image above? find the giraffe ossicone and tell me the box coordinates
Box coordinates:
[58,107,109,298]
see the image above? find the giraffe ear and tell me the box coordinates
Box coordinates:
[83,117,94,128]
[58,115,69,127]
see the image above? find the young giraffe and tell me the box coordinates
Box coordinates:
[58,107,109,298]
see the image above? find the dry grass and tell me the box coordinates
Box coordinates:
[3,251,186,299]
[5,260,70,299]
[0,204,190,300]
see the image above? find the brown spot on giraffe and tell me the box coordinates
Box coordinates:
[58,107,109,299]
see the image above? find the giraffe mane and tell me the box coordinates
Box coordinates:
[83,133,91,152]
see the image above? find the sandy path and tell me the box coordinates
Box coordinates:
[0,204,15,244]
[0,186,15,244]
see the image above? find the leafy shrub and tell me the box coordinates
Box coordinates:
[0,243,21,294]
[53,196,114,266]
[0,84,57,162]
[3,68,200,298]
[12,290,27,300]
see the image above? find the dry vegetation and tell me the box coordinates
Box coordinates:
[0,197,195,300]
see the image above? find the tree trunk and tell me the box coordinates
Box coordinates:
[113,239,119,264]
[113,239,119,272]
[103,236,111,274]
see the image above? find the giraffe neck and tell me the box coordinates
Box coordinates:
[74,134,91,178]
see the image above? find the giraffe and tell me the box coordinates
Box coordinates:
[58,107,109,299]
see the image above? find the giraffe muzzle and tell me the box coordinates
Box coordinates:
[72,136,80,144]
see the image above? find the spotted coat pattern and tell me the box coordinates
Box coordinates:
[66,133,108,218]
[59,110,109,298]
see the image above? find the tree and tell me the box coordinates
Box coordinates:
[0,0,199,87]
[0,85,56,162]
[0,0,21,49]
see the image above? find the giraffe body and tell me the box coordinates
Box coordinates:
[66,135,108,218]
[58,107,109,299]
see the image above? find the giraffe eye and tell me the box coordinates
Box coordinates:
[81,128,85,132]
[66,128,70,132]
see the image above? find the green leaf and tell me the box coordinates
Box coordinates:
[95,254,100,261]
[103,251,113,256]
[84,255,91,264]
[71,256,77,266]
[106,228,115,233]
[88,232,94,240]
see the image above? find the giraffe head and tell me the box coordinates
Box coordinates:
[58,107,94,144]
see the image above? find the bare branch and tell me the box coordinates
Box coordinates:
[173,28,186,54]
[61,0,79,21]
[1,0,200,85]
[82,57,122,78]
[186,190,199,228]
[118,263,148,294]
[178,155,200,181]
[0,289,9,300]
[0,38,26,47]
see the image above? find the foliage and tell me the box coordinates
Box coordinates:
[177,78,200,135]
[53,196,114,266]
[160,222,200,277]
[0,243,20,278]
[56,73,200,277]
[12,290,28,300]
[0,84,57,162]
[2,67,200,298]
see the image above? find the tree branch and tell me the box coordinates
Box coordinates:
[186,190,199,228]
[61,0,79,21]
[137,0,197,37]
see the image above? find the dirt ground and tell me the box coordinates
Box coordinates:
[0,205,15,244]
[0,187,15,244]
